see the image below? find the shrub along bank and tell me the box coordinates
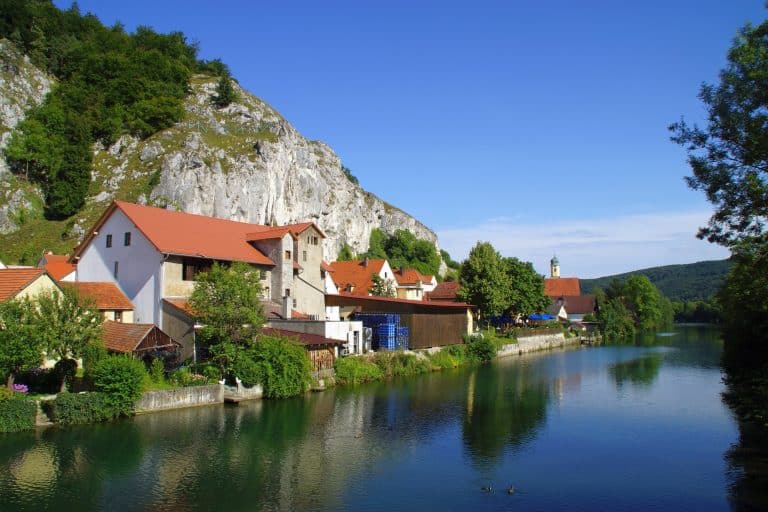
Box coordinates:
[334,336,501,386]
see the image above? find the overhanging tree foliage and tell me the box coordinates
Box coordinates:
[0,299,42,389]
[188,261,265,349]
[33,287,103,391]
[457,242,512,319]
[369,273,396,297]
[671,19,768,366]
[502,256,550,316]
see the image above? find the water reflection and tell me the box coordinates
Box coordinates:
[462,364,549,466]
[0,326,754,511]
[610,353,663,389]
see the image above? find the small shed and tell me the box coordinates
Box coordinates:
[262,327,345,374]
[102,320,181,357]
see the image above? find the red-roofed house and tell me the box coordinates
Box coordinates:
[0,268,61,303]
[327,259,395,296]
[101,320,181,357]
[72,201,328,358]
[37,252,76,282]
[392,267,436,301]
[62,281,135,323]
[427,281,460,302]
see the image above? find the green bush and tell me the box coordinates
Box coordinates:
[149,358,166,385]
[45,392,112,425]
[334,357,383,385]
[0,390,36,432]
[465,337,497,363]
[373,352,431,378]
[82,342,108,383]
[91,355,147,417]
[168,367,213,387]
[428,349,465,369]
[251,335,312,398]
[54,358,77,390]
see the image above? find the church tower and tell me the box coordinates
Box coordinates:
[550,255,560,278]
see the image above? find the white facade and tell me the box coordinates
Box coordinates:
[75,209,163,325]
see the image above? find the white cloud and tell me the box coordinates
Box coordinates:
[437,211,731,278]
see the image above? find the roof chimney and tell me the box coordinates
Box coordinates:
[282,295,292,319]
[363,257,369,267]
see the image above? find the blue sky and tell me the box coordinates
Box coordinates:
[54,1,765,277]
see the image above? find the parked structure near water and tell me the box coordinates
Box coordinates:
[326,293,474,349]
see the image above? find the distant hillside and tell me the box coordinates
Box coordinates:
[581,259,732,301]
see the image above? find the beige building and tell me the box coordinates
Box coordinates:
[0,268,60,303]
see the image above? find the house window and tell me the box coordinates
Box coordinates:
[312,236,319,246]
[293,298,297,309]
[302,250,307,262]
[113,261,119,278]
[106,234,113,248]
[259,269,267,280]
[124,232,131,246]
[284,250,291,260]
[263,286,270,298]
[183,258,212,281]
[285,288,291,297]
[114,310,123,323]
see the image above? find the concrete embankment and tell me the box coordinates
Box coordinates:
[497,332,579,358]
[135,384,224,414]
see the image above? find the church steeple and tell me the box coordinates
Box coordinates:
[550,255,560,278]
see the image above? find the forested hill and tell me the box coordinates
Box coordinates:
[580,259,732,301]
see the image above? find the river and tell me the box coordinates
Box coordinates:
[0,325,759,511]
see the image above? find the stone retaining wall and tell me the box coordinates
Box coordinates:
[497,332,579,357]
[135,384,224,414]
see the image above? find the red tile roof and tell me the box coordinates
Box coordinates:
[245,226,296,242]
[0,269,49,302]
[327,260,387,295]
[262,327,345,346]
[286,222,326,238]
[73,201,278,266]
[334,291,473,308]
[164,298,196,316]
[544,277,581,297]
[102,320,180,354]
[62,282,133,310]
[321,260,335,272]
[427,281,460,301]
[393,267,430,286]
[39,254,76,281]
[553,295,597,315]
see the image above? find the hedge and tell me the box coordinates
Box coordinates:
[44,392,112,425]
[0,390,36,432]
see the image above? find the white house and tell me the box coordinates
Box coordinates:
[72,201,329,359]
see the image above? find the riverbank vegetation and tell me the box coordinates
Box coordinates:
[593,275,673,341]
[671,18,768,428]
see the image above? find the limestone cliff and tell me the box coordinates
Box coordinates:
[0,50,440,265]
[0,40,51,235]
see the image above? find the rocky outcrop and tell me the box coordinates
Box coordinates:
[111,77,440,260]
[0,39,51,234]
[0,50,441,264]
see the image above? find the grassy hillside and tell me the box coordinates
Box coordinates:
[581,259,732,301]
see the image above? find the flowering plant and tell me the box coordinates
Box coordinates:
[12,384,29,394]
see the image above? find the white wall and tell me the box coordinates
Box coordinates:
[76,209,163,325]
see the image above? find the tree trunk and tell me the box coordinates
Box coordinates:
[7,372,15,390]
[59,376,67,394]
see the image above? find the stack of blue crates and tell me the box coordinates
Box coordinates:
[354,312,408,350]
[396,326,409,350]
[377,323,397,350]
